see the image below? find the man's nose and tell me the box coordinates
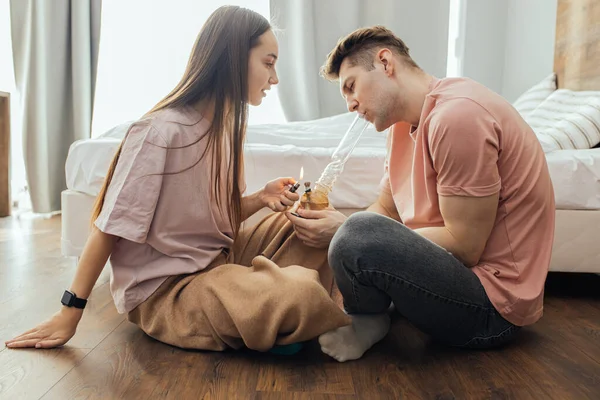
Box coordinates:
[347,99,358,113]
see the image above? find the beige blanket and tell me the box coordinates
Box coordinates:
[128,212,351,351]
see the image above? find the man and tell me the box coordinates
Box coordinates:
[286,26,555,362]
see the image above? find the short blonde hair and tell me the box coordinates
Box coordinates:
[321,26,419,81]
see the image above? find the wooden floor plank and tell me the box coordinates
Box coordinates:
[256,341,355,395]
[348,324,433,399]
[41,322,262,400]
[0,347,89,400]
[1,281,123,350]
[519,325,600,398]
[1,215,599,399]
[255,394,356,400]
[543,299,600,365]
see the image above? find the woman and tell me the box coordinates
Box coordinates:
[5,6,351,352]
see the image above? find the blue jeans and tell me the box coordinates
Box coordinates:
[328,212,521,349]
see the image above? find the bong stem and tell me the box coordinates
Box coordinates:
[315,114,371,192]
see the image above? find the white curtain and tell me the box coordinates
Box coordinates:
[10,0,102,213]
[0,0,25,206]
[271,0,451,121]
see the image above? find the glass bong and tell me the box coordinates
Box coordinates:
[299,114,372,211]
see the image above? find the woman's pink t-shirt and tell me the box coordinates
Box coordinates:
[95,106,240,313]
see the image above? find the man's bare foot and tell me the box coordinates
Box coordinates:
[318,313,390,362]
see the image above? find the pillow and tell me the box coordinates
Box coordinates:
[512,73,557,118]
[526,89,600,151]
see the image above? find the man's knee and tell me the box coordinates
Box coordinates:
[329,212,388,270]
[329,211,415,270]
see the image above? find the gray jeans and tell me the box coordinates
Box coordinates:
[328,212,520,349]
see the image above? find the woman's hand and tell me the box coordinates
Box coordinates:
[5,307,83,349]
[261,177,300,212]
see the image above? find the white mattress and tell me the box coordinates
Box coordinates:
[545,148,600,209]
[61,189,600,273]
[65,114,600,210]
[66,113,388,209]
[550,209,600,273]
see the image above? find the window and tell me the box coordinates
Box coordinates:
[0,0,27,207]
[446,0,466,77]
[92,0,286,137]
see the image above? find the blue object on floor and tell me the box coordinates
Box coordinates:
[268,342,304,355]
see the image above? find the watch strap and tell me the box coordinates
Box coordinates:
[71,296,87,309]
[61,290,87,309]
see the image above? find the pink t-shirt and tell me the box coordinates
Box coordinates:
[95,106,241,313]
[381,77,555,326]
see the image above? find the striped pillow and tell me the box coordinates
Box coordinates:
[526,89,600,151]
[512,74,557,118]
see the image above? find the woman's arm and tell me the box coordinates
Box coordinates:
[242,189,266,221]
[5,228,117,349]
[68,228,117,299]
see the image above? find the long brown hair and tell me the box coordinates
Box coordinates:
[91,6,271,237]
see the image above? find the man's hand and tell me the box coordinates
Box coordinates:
[286,207,347,248]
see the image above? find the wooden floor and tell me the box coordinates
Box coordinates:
[0,215,599,400]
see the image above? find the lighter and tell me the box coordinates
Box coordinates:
[289,182,310,217]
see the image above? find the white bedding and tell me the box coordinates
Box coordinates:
[67,113,388,209]
[65,114,600,210]
[545,149,600,209]
[60,189,600,273]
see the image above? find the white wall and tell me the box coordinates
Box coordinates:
[460,0,508,94]
[459,0,558,102]
[336,0,451,109]
[272,0,450,120]
[372,0,450,79]
[502,0,557,102]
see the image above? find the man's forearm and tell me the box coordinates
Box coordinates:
[413,226,472,266]
[241,190,265,221]
[366,201,391,217]
[367,200,401,222]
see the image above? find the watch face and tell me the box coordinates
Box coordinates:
[61,291,73,306]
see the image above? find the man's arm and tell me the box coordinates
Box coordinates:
[366,188,401,222]
[414,192,498,267]
[418,98,502,267]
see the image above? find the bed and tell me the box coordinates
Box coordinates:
[61,114,600,273]
[61,1,600,274]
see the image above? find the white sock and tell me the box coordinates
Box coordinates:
[318,313,391,362]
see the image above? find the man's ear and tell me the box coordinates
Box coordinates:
[377,48,394,76]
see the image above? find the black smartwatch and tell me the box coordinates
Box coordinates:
[61,290,87,309]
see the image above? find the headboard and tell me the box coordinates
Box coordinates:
[553,0,600,90]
